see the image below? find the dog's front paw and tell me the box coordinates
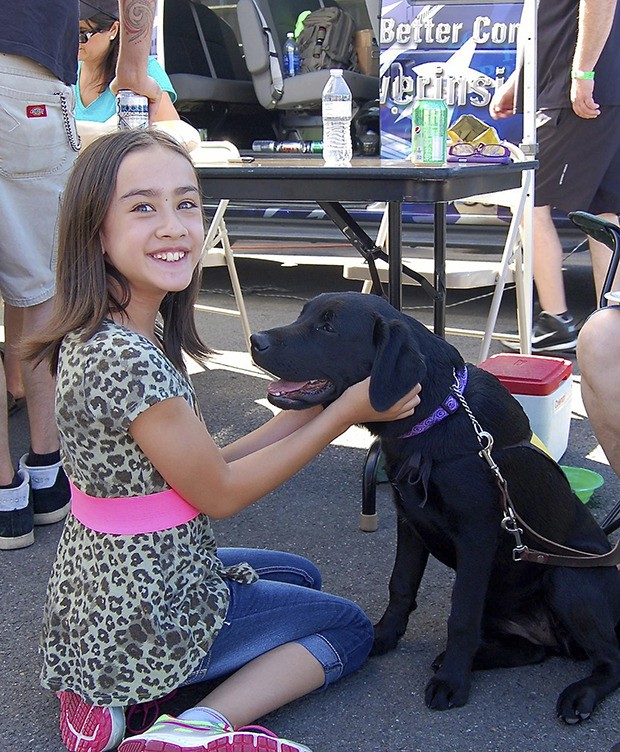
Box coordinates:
[370,624,403,656]
[371,613,408,656]
[425,674,471,710]
[431,650,445,672]
[556,682,597,724]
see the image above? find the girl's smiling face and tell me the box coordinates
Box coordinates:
[100,144,204,308]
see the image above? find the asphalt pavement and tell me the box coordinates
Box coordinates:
[2,249,619,752]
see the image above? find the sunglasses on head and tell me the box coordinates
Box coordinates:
[447,142,512,164]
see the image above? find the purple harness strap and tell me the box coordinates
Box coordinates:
[399,365,468,439]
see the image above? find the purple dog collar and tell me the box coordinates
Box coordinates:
[399,365,468,439]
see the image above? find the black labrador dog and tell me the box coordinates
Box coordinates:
[250,291,620,723]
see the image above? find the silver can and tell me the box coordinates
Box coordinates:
[252,140,277,152]
[116,90,149,130]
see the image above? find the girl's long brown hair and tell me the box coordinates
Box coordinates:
[26,129,212,375]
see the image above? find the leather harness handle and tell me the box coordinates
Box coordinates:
[499,484,620,567]
[516,544,620,567]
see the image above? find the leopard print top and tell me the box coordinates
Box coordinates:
[40,321,257,706]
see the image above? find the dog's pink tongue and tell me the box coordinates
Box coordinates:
[268,379,310,396]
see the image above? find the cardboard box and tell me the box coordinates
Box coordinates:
[478,353,573,461]
[355,29,379,77]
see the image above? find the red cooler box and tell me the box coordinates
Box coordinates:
[478,354,573,461]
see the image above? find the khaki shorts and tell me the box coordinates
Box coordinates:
[0,54,80,307]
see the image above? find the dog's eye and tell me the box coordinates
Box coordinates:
[318,322,335,333]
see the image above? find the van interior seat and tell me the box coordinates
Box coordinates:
[163,0,257,105]
[237,0,378,112]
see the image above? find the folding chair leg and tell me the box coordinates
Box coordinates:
[360,439,381,532]
[514,243,529,352]
[199,199,252,355]
[203,199,229,249]
[477,170,531,361]
[220,216,252,352]
[477,228,522,361]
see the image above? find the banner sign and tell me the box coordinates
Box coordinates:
[380,0,523,158]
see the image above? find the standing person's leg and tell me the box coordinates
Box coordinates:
[528,111,580,352]
[525,108,620,353]
[531,120,620,314]
[0,370,14,484]
[0,302,30,551]
[19,297,71,526]
[587,139,620,300]
[529,204,578,352]
[22,299,58,453]
[533,205,569,315]
[2,302,25,406]
[0,355,31,550]
[0,55,78,549]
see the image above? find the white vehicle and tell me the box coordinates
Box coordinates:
[155,0,380,146]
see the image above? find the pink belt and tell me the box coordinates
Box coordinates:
[70,481,200,535]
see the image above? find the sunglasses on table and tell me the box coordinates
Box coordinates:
[447,142,512,164]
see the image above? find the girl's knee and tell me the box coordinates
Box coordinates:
[330,601,374,677]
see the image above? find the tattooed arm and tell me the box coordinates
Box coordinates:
[111,0,162,118]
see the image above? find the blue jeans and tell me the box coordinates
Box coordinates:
[182,548,373,690]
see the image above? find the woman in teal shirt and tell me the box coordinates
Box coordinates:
[76,0,179,123]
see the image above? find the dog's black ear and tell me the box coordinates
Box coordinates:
[369,317,427,412]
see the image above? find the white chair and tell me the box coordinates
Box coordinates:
[458,143,532,360]
[191,142,252,354]
[342,144,532,362]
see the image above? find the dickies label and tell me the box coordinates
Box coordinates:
[26,104,47,118]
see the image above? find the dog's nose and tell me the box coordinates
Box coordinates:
[250,332,270,352]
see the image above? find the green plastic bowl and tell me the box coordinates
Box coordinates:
[560,465,605,504]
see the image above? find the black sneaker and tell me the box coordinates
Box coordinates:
[19,454,70,525]
[531,311,577,353]
[0,469,34,550]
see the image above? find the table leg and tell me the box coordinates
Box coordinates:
[387,201,402,310]
[433,202,447,337]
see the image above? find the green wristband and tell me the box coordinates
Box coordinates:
[571,69,595,80]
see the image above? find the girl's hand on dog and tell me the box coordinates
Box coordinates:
[339,378,421,423]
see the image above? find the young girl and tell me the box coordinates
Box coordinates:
[29,129,421,752]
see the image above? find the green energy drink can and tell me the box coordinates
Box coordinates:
[411,98,448,165]
[304,141,323,154]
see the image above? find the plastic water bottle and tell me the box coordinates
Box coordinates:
[321,69,353,166]
[283,32,300,78]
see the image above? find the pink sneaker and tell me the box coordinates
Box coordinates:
[57,690,126,752]
[117,715,312,752]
